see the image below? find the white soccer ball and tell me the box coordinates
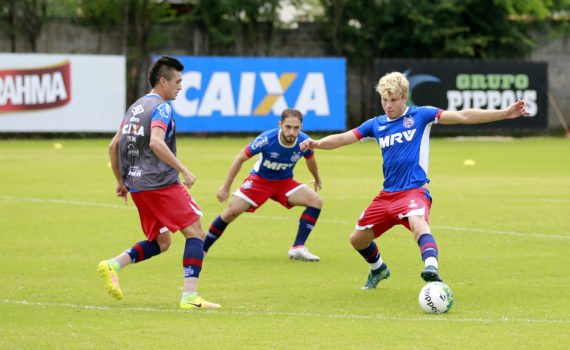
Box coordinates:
[418,282,454,313]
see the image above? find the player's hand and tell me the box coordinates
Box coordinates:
[181,169,197,189]
[300,138,319,152]
[116,183,128,205]
[506,99,529,119]
[310,179,322,192]
[216,186,230,203]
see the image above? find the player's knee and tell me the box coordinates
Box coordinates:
[349,230,374,250]
[223,208,239,222]
[303,193,323,209]
[224,203,248,222]
[157,236,172,252]
[348,232,360,248]
[158,241,171,252]
[312,194,323,209]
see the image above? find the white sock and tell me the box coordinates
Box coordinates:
[370,256,384,271]
[425,257,438,268]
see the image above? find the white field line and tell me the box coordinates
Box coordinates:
[1,195,569,240]
[2,299,569,325]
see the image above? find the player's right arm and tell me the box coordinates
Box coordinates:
[149,126,196,188]
[300,130,358,151]
[217,149,250,203]
[109,129,128,204]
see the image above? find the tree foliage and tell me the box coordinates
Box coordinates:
[187,0,281,55]
[318,0,570,64]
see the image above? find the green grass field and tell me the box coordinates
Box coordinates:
[1,136,569,349]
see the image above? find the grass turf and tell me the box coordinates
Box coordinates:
[1,136,569,349]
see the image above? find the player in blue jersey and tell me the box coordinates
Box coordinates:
[301,71,528,289]
[97,56,220,309]
[203,108,323,261]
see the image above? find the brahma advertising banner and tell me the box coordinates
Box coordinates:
[168,56,346,132]
[0,54,125,132]
[376,60,548,130]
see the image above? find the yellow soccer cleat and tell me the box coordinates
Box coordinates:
[97,260,123,300]
[180,294,221,310]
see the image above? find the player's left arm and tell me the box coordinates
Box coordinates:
[149,127,196,188]
[304,155,322,192]
[439,99,528,125]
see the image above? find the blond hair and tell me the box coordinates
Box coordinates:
[376,72,409,98]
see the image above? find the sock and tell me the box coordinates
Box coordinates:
[126,240,161,263]
[203,216,229,252]
[357,242,384,271]
[183,237,204,280]
[107,258,121,271]
[418,233,439,268]
[293,207,321,247]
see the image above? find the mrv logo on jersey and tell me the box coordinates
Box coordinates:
[165,56,346,133]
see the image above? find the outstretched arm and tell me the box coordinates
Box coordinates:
[305,155,322,192]
[439,99,528,125]
[300,130,359,151]
[216,149,250,203]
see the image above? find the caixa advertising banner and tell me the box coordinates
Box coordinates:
[167,56,346,132]
[0,54,125,132]
[376,60,547,131]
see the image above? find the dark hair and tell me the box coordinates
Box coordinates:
[281,108,303,122]
[148,56,184,87]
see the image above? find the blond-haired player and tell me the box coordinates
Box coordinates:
[301,72,528,289]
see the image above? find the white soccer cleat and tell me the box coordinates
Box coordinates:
[288,246,320,262]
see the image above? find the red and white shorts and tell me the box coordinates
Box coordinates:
[234,174,306,213]
[356,188,432,237]
[130,183,202,241]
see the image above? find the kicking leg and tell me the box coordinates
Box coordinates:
[97,233,170,300]
[350,229,390,289]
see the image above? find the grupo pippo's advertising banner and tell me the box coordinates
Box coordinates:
[168,56,346,132]
[0,54,125,132]
[376,60,548,130]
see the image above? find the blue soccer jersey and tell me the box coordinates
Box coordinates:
[354,106,443,192]
[245,128,314,180]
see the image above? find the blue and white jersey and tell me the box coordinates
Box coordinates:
[245,128,314,180]
[353,106,443,192]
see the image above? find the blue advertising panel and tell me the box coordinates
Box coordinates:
[166,56,346,132]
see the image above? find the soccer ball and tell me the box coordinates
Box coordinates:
[418,282,454,313]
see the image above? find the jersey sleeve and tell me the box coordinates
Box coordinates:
[150,103,172,131]
[353,118,376,140]
[419,106,443,124]
[245,133,269,158]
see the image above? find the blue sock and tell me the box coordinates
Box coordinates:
[203,216,229,252]
[293,207,321,246]
[357,242,381,264]
[183,237,204,278]
[126,240,161,263]
[418,233,438,262]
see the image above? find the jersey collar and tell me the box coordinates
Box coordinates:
[278,129,297,148]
